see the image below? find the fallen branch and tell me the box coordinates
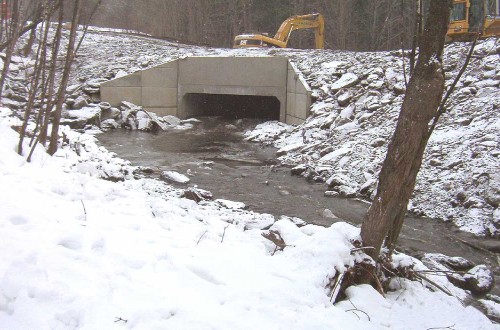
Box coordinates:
[329,271,345,303]
[196,230,208,245]
[80,200,87,221]
[426,325,455,330]
[345,308,371,321]
[221,224,230,243]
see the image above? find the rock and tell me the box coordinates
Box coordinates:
[456,190,467,202]
[359,179,376,195]
[339,104,355,120]
[101,107,121,121]
[443,256,475,271]
[326,173,350,188]
[86,78,107,89]
[82,86,100,95]
[493,209,500,227]
[464,196,483,209]
[115,70,128,78]
[135,166,155,175]
[216,199,246,210]
[331,73,359,91]
[337,91,352,106]
[163,115,182,126]
[72,96,88,110]
[338,185,357,198]
[291,164,307,176]
[322,208,338,219]
[484,174,500,208]
[393,82,406,94]
[66,84,80,94]
[101,119,120,130]
[65,98,75,107]
[474,79,499,88]
[65,106,101,128]
[160,171,190,184]
[324,190,340,198]
[446,159,463,169]
[370,138,385,147]
[9,93,27,102]
[181,187,213,203]
[464,265,494,295]
[429,158,442,167]
[121,101,140,110]
[99,102,111,111]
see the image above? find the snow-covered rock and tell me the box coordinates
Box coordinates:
[464,265,495,295]
[160,170,190,184]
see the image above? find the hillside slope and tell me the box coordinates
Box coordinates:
[4,28,499,237]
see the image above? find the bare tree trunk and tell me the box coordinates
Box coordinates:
[38,0,64,146]
[48,0,81,155]
[360,0,453,259]
[0,0,20,100]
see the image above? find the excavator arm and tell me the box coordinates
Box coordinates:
[233,13,325,49]
[273,14,325,48]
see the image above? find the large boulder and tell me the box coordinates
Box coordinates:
[463,265,495,295]
[62,106,101,129]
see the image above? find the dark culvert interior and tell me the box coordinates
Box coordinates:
[183,93,280,120]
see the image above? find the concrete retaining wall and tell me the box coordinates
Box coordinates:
[100,56,311,124]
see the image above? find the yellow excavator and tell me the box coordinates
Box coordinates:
[448,0,500,40]
[233,13,324,49]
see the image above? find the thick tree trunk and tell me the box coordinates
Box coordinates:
[360,0,453,259]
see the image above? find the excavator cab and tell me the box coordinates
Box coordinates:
[233,13,325,49]
[448,0,500,40]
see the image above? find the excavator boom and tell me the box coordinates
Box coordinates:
[233,13,324,49]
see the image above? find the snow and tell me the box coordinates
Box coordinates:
[0,27,498,329]
[160,170,191,184]
[0,116,497,328]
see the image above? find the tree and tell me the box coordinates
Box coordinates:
[48,0,81,155]
[360,0,453,259]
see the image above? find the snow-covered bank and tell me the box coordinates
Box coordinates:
[248,40,500,237]
[0,111,496,329]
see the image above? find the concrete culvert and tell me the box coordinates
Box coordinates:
[100,56,311,125]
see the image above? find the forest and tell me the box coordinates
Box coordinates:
[89,0,418,50]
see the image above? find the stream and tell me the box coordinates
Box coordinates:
[97,116,499,297]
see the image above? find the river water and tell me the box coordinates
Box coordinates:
[97,116,499,294]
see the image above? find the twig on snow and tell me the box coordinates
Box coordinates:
[114,317,128,323]
[196,230,208,245]
[426,325,455,330]
[80,200,87,221]
[221,224,230,243]
[346,298,371,321]
[345,308,371,321]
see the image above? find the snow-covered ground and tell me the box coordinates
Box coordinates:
[0,27,499,328]
[0,109,496,329]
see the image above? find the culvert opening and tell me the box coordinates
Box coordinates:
[183,93,280,120]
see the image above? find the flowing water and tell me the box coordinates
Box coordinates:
[97,116,499,296]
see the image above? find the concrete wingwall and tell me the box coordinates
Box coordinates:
[100,56,311,125]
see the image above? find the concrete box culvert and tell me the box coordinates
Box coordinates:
[100,56,312,125]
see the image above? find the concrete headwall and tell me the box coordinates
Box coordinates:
[100,56,311,124]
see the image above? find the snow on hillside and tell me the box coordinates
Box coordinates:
[70,29,499,237]
[0,27,499,328]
